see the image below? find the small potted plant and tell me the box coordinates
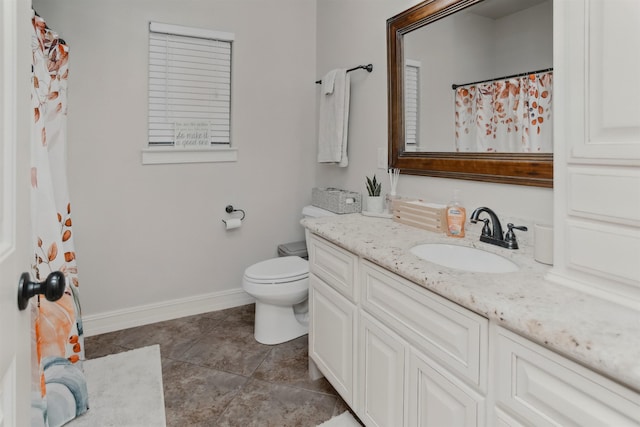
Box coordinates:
[365,175,383,213]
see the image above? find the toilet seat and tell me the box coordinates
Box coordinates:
[243,256,309,284]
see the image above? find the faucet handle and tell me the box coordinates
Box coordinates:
[504,223,528,249]
[479,218,491,237]
[507,223,528,232]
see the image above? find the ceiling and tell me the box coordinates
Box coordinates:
[468,0,550,20]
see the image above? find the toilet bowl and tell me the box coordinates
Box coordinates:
[241,205,335,345]
[242,256,310,344]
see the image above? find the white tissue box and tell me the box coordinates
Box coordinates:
[312,188,362,214]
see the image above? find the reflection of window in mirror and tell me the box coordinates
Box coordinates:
[404,59,421,152]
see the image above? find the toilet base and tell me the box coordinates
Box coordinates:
[254,300,309,345]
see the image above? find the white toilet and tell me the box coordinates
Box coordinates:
[242,205,335,345]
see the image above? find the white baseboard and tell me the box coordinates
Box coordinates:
[81,288,255,337]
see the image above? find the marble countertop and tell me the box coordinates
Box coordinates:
[302,213,640,393]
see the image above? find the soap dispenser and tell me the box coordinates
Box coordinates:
[446,189,466,238]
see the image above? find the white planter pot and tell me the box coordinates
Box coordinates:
[366,196,384,213]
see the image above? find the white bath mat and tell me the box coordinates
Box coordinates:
[68,345,166,426]
[317,411,361,427]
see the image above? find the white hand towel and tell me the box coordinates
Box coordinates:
[318,69,350,167]
[322,69,338,95]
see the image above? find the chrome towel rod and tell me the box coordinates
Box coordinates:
[451,67,553,90]
[315,64,373,84]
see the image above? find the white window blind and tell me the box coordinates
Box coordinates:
[404,60,420,149]
[148,22,234,147]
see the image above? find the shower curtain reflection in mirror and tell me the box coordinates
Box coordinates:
[454,71,553,153]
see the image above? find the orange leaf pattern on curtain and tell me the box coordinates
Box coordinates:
[30,11,89,427]
[454,71,553,152]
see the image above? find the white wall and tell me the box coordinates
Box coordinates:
[315,0,553,225]
[494,1,553,74]
[33,0,317,331]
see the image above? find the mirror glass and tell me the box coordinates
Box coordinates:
[388,0,554,187]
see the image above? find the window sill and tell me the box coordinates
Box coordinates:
[141,147,238,165]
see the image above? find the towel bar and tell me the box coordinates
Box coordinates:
[315,64,373,84]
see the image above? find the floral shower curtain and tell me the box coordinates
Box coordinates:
[454,71,553,152]
[30,12,89,427]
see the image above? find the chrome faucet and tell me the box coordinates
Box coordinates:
[469,207,527,249]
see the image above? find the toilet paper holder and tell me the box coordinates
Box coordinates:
[222,205,245,224]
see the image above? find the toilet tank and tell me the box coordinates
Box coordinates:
[277,206,336,260]
[302,205,337,218]
[301,205,336,257]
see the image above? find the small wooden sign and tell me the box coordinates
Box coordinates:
[174,121,210,149]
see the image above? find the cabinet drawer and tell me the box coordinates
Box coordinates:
[361,260,488,389]
[495,327,640,426]
[308,234,358,302]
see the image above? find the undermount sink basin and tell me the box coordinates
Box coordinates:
[410,243,518,273]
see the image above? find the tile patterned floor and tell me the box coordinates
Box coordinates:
[84,304,358,427]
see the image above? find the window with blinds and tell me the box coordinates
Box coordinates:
[148,22,234,148]
[404,60,421,150]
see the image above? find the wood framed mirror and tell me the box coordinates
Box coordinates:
[387,0,553,188]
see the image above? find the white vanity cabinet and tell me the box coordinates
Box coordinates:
[308,234,359,407]
[307,233,640,427]
[360,260,487,427]
[308,233,488,427]
[493,326,640,427]
[358,310,485,427]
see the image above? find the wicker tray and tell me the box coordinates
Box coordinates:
[312,188,362,214]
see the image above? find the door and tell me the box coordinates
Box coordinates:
[0,0,34,426]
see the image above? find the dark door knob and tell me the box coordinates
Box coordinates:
[17,271,65,310]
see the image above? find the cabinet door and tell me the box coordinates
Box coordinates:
[359,312,406,427]
[309,274,356,406]
[551,0,640,307]
[409,349,484,427]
